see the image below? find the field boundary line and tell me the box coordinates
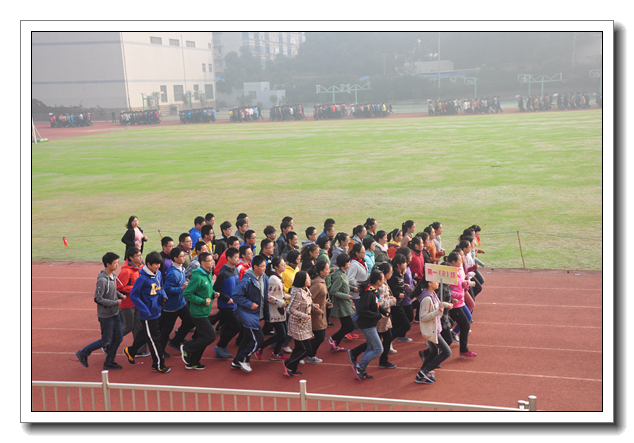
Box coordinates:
[481,302,601,308]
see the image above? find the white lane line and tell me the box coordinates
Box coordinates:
[478,302,602,309]
[32,291,92,293]
[32,308,94,311]
[31,277,95,280]
[472,343,602,353]
[484,286,601,291]
[474,321,601,329]
[33,353,602,382]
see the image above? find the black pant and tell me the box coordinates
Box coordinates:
[215,308,242,348]
[421,335,451,373]
[412,299,420,322]
[378,329,393,364]
[448,307,471,353]
[260,321,287,355]
[308,329,326,357]
[159,305,195,353]
[233,327,264,364]
[182,316,216,365]
[331,315,355,345]
[285,338,312,372]
[127,317,166,371]
[390,304,411,339]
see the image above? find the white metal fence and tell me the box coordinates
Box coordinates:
[32,371,537,412]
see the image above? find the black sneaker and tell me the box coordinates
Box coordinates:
[418,350,425,362]
[347,349,357,366]
[353,365,365,381]
[230,362,242,370]
[378,362,396,369]
[76,351,88,368]
[123,347,135,364]
[168,342,181,352]
[103,362,123,370]
[151,366,171,374]
[186,363,206,370]
[415,375,433,384]
[163,352,171,359]
[293,370,302,376]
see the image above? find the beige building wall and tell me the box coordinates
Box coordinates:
[32,32,217,112]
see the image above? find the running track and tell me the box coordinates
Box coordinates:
[30,262,602,412]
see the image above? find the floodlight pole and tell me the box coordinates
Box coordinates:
[141,93,146,111]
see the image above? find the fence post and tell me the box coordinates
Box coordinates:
[528,395,537,411]
[101,370,111,411]
[517,400,525,410]
[299,380,307,411]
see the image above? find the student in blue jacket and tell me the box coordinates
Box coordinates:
[159,247,195,357]
[124,251,171,374]
[230,255,272,373]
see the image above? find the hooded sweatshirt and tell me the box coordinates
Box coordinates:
[94,270,125,318]
[129,266,166,321]
[116,261,143,309]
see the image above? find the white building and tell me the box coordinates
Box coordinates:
[213,32,305,72]
[32,32,217,114]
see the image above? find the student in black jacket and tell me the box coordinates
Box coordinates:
[348,269,389,381]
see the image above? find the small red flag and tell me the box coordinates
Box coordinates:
[63,237,68,247]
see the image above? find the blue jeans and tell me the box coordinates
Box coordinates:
[79,314,123,364]
[356,327,383,370]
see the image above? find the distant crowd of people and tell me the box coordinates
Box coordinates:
[120,110,161,126]
[518,92,595,112]
[179,108,217,124]
[229,106,263,122]
[269,105,307,121]
[428,98,503,116]
[49,113,93,127]
[350,102,392,119]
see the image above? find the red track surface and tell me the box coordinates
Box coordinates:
[31,262,602,412]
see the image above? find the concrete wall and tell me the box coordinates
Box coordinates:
[32,32,128,108]
[31,32,217,111]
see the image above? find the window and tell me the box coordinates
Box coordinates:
[150,36,162,44]
[208,63,212,72]
[205,84,214,100]
[242,32,249,39]
[202,63,206,72]
[173,85,184,102]
[160,85,167,103]
[186,41,195,48]
[169,39,179,46]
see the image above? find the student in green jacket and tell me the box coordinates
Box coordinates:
[181,252,218,370]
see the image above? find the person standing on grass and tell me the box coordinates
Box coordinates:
[76,252,126,370]
[212,248,241,360]
[115,248,149,358]
[348,269,389,381]
[283,271,314,377]
[230,256,271,373]
[160,247,195,358]
[123,251,171,374]
[180,252,217,370]
[121,216,147,257]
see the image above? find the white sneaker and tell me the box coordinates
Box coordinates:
[282,346,292,354]
[389,346,398,354]
[299,359,305,364]
[306,356,323,363]
[238,361,252,372]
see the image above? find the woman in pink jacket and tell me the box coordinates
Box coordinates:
[446,251,476,358]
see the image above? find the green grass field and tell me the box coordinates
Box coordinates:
[32,110,603,270]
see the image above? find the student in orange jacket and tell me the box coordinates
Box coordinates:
[116,247,149,357]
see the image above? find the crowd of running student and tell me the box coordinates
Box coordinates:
[428,97,503,116]
[48,112,93,127]
[120,110,161,126]
[179,108,217,124]
[269,104,307,121]
[228,106,264,122]
[518,92,595,112]
[76,213,486,385]
[312,102,392,120]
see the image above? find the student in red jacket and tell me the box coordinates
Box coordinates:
[115,247,149,357]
